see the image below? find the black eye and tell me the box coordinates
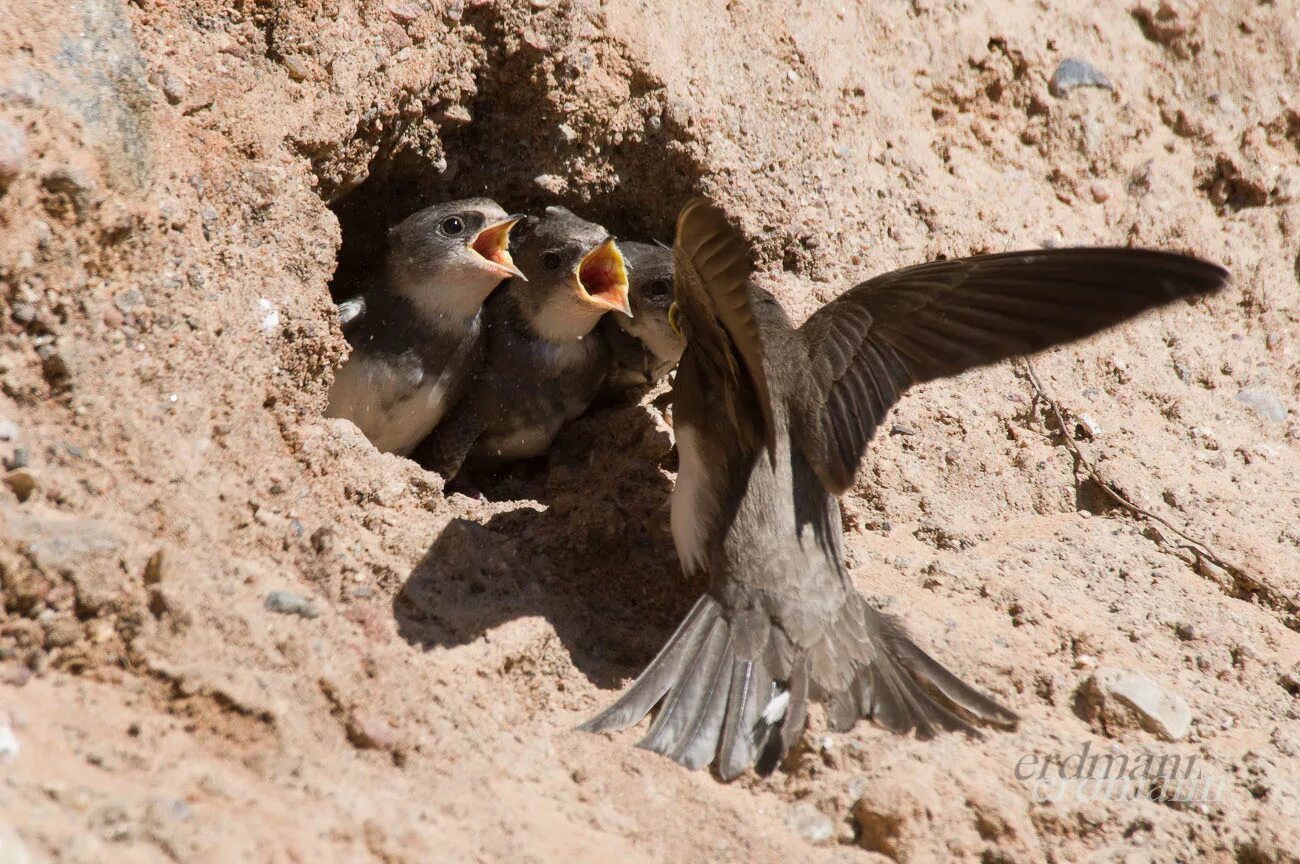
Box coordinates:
[647,279,671,298]
[541,251,562,270]
[441,216,465,236]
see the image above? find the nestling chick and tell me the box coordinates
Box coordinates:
[598,240,684,394]
[326,199,524,455]
[423,206,631,479]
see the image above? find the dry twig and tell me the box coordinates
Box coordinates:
[1018,358,1297,626]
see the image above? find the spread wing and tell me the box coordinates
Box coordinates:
[793,248,1229,494]
[672,198,773,456]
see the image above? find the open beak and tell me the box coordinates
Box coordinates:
[577,238,631,317]
[470,215,527,281]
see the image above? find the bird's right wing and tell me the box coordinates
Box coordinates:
[672,198,773,457]
[793,248,1229,495]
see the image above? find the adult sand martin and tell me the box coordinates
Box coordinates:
[424,206,630,479]
[598,240,684,394]
[325,199,524,455]
[581,198,1228,779]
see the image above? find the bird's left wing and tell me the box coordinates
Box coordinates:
[793,248,1229,495]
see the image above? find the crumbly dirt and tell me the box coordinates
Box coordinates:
[2,0,1298,861]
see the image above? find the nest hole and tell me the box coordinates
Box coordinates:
[328,28,705,305]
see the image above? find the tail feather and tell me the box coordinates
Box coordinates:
[638,615,728,754]
[580,591,1018,780]
[885,625,1020,727]
[777,654,810,758]
[667,629,735,768]
[716,659,773,780]
[578,596,718,733]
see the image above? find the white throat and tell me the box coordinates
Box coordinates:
[529,287,605,342]
[393,260,503,330]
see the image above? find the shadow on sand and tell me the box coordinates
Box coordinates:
[392,396,703,689]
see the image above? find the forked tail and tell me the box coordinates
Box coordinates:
[580,593,1018,780]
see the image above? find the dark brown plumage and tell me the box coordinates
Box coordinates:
[581,198,1229,780]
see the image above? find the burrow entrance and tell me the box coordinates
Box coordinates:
[328,10,705,308]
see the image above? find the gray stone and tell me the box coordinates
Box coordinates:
[786,802,834,844]
[0,121,26,192]
[265,590,319,619]
[1,0,152,192]
[1083,668,1192,741]
[1049,58,1114,97]
[114,287,145,314]
[1236,388,1287,422]
[4,511,124,615]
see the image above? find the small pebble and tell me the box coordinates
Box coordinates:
[156,71,187,105]
[0,712,19,763]
[786,802,834,844]
[1090,181,1110,203]
[533,173,566,194]
[1074,413,1102,440]
[114,288,146,315]
[1236,388,1287,422]
[0,421,18,442]
[282,55,311,82]
[4,469,37,502]
[40,168,95,221]
[258,298,280,334]
[264,590,319,619]
[440,104,472,125]
[200,204,219,239]
[0,121,27,192]
[387,0,422,22]
[42,617,81,648]
[1083,667,1192,741]
[1049,57,1114,98]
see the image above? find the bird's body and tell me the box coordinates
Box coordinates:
[583,199,1229,779]
[326,199,524,456]
[424,206,631,478]
[468,289,612,462]
[329,288,486,454]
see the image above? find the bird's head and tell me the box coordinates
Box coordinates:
[512,206,632,341]
[387,198,525,322]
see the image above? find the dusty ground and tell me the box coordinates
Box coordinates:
[2,0,1299,861]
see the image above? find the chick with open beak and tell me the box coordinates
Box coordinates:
[598,240,684,395]
[326,198,523,455]
[417,206,633,480]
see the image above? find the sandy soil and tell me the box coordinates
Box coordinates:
[2,0,1298,861]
